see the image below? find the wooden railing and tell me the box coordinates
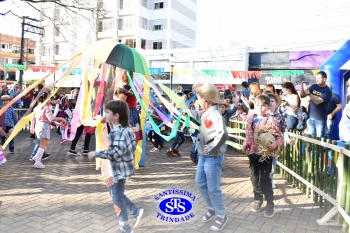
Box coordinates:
[228,119,350,232]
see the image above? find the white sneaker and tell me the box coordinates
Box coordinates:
[33,163,45,169]
[150,147,159,153]
[133,209,144,228]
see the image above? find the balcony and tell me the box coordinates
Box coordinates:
[119,7,137,16]
[54,37,66,43]
[54,54,69,61]
[97,30,116,39]
[40,55,52,62]
[117,29,137,37]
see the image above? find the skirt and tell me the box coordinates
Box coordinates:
[35,122,51,140]
[129,107,142,142]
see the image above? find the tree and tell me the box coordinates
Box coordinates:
[0,0,108,38]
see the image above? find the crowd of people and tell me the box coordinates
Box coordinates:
[2,69,350,232]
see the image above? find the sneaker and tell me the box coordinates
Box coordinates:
[33,163,45,169]
[172,148,181,156]
[29,156,36,163]
[30,135,36,139]
[251,200,263,212]
[42,153,51,160]
[117,225,133,233]
[150,147,159,153]
[133,208,144,228]
[166,149,176,157]
[210,215,228,231]
[202,209,216,222]
[82,150,89,155]
[60,139,67,144]
[9,151,14,154]
[68,150,78,156]
[264,202,275,218]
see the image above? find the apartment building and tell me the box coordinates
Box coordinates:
[97,0,197,49]
[0,33,36,81]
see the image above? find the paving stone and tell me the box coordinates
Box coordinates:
[0,131,343,232]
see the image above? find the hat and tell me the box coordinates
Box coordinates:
[266,93,282,107]
[218,98,231,108]
[1,95,11,101]
[193,83,220,104]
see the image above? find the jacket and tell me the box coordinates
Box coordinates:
[189,105,228,156]
[95,125,136,181]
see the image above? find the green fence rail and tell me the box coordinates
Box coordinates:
[228,119,350,232]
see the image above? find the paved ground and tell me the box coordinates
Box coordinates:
[0,130,343,233]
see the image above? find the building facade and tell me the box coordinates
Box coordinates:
[0,33,36,81]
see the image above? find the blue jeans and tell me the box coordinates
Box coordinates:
[31,139,46,158]
[286,114,298,131]
[325,119,335,140]
[109,179,139,225]
[1,126,14,152]
[170,131,185,150]
[195,154,225,215]
[307,118,326,138]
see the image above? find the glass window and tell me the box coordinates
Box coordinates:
[154,2,164,9]
[153,42,162,50]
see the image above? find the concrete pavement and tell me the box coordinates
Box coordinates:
[0,130,342,232]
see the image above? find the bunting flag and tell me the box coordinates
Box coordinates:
[311,69,319,76]
[4,63,26,71]
[31,66,56,73]
[270,70,304,78]
[231,71,262,79]
[201,69,231,79]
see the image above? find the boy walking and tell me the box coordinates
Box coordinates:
[88,100,143,233]
[1,95,18,153]
[243,94,283,218]
[188,83,228,231]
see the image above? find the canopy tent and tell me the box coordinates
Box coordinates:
[340,59,350,70]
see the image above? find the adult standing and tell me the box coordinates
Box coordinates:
[115,70,142,142]
[281,82,301,131]
[338,79,350,141]
[22,83,34,109]
[300,71,332,138]
[9,83,22,108]
[325,83,342,140]
[240,81,250,112]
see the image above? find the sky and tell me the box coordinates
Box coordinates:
[1,0,350,51]
[196,0,350,51]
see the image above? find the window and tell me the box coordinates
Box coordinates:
[142,0,148,8]
[98,19,115,32]
[141,39,146,49]
[153,42,162,50]
[125,39,136,48]
[43,46,50,56]
[153,25,162,30]
[54,7,60,19]
[119,18,136,30]
[1,44,9,49]
[154,2,164,9]
[54,26,60,37]
[12,59,18,64]
[28,48,35,54]
[141,17,147,29]
[55,45,60,55]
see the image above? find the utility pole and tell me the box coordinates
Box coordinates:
[19,16,43,88]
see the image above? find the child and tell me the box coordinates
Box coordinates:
[243,94,283,218]
[1,95,18,154]
[266,93,294,189]
[230,105,247,121]
[187,83,229,231]
[54,96,71,143]
[218,99,237,126]
[31,92,67,169]
[166,103,186,157]
[88,100,143,233]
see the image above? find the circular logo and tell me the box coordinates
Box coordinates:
[159,197,192,215]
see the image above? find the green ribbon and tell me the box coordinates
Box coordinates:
[127,71,185,141]
[4,63,26,71]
